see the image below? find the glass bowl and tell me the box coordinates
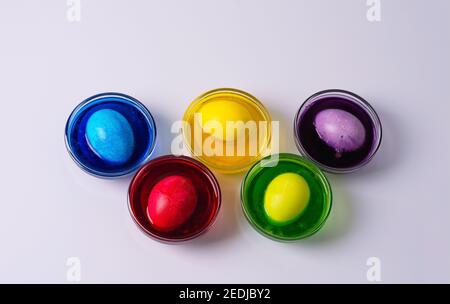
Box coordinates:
[241,153,332,241]
[294,89,382,173]
[128,155,221,243]
[65,92,157,178]
[182,88,272,174]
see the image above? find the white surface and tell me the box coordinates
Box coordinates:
[0,0,449,283]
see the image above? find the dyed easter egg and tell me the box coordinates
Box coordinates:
[264,173,310,225]
[147,175,198,232]
[197,100,253,142]
[314,108,366,153]
[86,109,135,164]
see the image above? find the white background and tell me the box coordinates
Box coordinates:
[0,0,449,283]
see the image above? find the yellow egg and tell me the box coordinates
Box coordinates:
[196,100,253,142]
[264,173,310,224]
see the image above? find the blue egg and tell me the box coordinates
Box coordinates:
[85,109,135,164]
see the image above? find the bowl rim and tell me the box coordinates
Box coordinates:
[240,152,333,242]
[64,92,157,178]
[127,154,222,243]
[294,89,383,174]
[182,87,272,174]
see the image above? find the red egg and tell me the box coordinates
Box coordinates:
[147,175,198,232]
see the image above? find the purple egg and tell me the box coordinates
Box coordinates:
[313,109,366,154]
